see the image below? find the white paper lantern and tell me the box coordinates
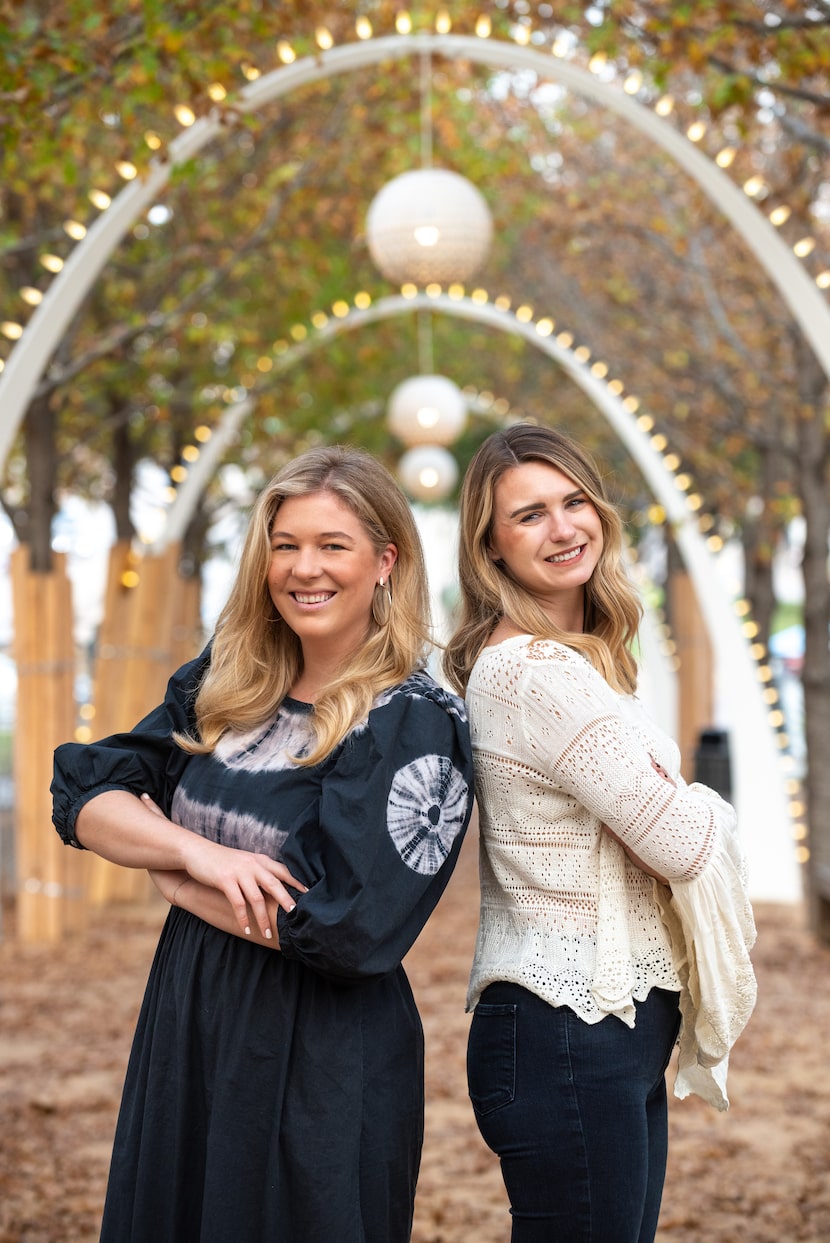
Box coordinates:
[366,168,493,286]
[388,374,468,447]
[398,445,459,502]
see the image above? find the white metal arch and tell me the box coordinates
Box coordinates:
[1,31,828,472]
[153,291,799,902]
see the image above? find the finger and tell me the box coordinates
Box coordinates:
[141,793,166,818]
[259,875,298,915]
[240,880,276,939]
[275,865,308,894]
[254,854,308,894]
[224,885,255,938]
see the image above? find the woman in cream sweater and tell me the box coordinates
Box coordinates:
[444,424,753,1243]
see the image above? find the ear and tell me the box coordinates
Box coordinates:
[379,543,398,578]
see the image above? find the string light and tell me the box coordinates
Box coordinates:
[356,17,373,39]
[89,189,111,210]
[174,105,196,127]
[315,26,334,49]
[435,10,452,34]
[40,254,64,273]
[395,12,412,35]
[115,160,137,180]
[475,15,492,37]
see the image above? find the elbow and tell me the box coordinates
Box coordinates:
[276,912,396,983]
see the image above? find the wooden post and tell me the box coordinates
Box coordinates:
[12,547,83,942]
[668,568,714,780]
[88,542,199,905]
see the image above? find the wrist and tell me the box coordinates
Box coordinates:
[171,877,191,907]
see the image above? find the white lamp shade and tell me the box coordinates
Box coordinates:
[388,374,468,447]
[398,445,459,502]
[366,168,493,285]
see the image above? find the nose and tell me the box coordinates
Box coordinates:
[292,545,322,579]
[547,508,577,542]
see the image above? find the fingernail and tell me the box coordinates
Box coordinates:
[265,929,272,939]
[244,926,251,936]
[288,902,296,912]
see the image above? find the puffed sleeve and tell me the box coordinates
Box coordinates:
[518,643,726,882]
[51,645,211,848]
[276,678,474,981]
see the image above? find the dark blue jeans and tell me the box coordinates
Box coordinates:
[467,983,681,1243]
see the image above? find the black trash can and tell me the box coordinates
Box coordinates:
[693,727,732,802]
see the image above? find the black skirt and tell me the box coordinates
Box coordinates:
[100,908,424,1243]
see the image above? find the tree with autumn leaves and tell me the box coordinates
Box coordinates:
[1,1,828,933]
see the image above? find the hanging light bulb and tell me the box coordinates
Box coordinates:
[398,445,459,501]
[388,374,468,446]
[366,168,493,286]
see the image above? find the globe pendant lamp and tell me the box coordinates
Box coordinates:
[398,444,459,503]
[366,168,493,286]
[387,373,468,447]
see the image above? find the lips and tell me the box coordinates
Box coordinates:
[546,545,585,564]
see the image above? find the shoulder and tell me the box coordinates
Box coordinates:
[372,669,468,724]
[470,636,591,685]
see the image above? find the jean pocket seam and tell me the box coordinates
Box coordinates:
[468,1003,517,1117]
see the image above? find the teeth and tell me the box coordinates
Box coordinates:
[549,547,583,564]
[294,592,332,604]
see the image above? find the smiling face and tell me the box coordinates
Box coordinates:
[267,490,397,666]
[488,460,603,632]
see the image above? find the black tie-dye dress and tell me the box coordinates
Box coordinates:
[51,648,473,1243]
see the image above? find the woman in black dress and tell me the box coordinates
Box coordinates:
[51,446,474,1243]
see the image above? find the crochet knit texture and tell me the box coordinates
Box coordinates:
[465,637,744,1035]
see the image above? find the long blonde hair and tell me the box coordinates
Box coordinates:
[443,424,641,695]
[180,446,431,765]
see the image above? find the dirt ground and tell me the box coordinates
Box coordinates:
[1,830,828,1243]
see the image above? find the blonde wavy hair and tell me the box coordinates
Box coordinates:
[443,423,641,695]
[178,446,432,765]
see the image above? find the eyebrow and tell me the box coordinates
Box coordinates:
[507,490,585,520]
[270,529,355,540]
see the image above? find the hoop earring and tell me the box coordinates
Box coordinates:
[372,576,393,627]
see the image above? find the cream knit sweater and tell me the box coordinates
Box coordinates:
[466,635,733,1029]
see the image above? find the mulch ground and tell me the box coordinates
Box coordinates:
[1,830,828,1242]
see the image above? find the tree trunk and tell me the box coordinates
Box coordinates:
[741,445,781,653]
[792,333,830,941]
[22,393,59,572]
[111,409,136,542]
